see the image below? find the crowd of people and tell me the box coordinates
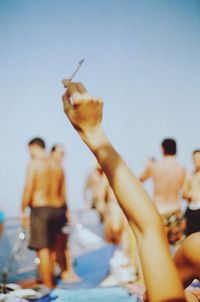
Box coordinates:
[1,80,199,302]
[84,138,200,253]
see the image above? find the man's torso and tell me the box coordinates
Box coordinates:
[150,158,185,214]
[30,158,53,207]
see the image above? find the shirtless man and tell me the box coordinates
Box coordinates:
[182,150,200,236]
[21,138,54,288]
[50,144,79,282]
[140,138,186,245]
[61,81,186,301]
[85,164,127,248]
[84,164,108,220]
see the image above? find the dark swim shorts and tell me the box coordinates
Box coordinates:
[51,205,67,236]
[29,206,67,250]
[29,206,55,250]
[185,207,200,236]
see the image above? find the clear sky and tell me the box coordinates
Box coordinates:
[0,0,200,217]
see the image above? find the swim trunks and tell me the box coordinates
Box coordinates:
[161,209,186,245]
[51,205,67,236]
[185,206,200,236]
[29,206,55,250]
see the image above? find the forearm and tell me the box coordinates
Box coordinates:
[21,188,32,213]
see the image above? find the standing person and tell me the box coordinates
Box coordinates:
[21,138,54,288]
[104,185,128,247]
[84,163,108,221]
[50,144,80,282]
[182,149,200,236]
[140,138,186,245]
[61,81,186,302]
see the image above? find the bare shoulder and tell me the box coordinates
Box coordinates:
[178,233,200,264]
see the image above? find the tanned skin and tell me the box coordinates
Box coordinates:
[140,157,185,214]
[84,165,108,216]
[182,151,200,205]
[61,81,186,302]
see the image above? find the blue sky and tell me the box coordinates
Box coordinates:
[0,0,200,217]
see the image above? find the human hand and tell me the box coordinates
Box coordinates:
[62,81,103,140]
[20,212,29,229]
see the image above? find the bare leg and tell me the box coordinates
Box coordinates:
[56,234,80,282]
[37,248,54,288]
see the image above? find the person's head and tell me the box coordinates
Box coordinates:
[161,138,177,156]
[28,137,46,158]
[193,150,200,171]
[51,144,65,162]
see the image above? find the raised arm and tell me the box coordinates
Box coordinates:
[61,81,185,302]
[21,162,36,211]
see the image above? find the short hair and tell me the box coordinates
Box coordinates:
[51,144,59,153]
[28,137,45,149]
[161,138,176,155]
[193,149,200,155]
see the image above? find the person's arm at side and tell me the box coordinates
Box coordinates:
[139,159,153,182]
[21,162,35,227]
[61,81,185,302]
[182,172,192,201]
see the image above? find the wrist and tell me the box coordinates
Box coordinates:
[81,127,109,152]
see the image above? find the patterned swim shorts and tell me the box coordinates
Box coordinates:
[161,209,186,245]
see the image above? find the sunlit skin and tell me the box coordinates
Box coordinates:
[85,165,129,252]
[174,232,200,289]
[182,151,200,203]
[140,154,185,214]
[61,80,186,302]
[84,165,108,216]
[104,184,128,247]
